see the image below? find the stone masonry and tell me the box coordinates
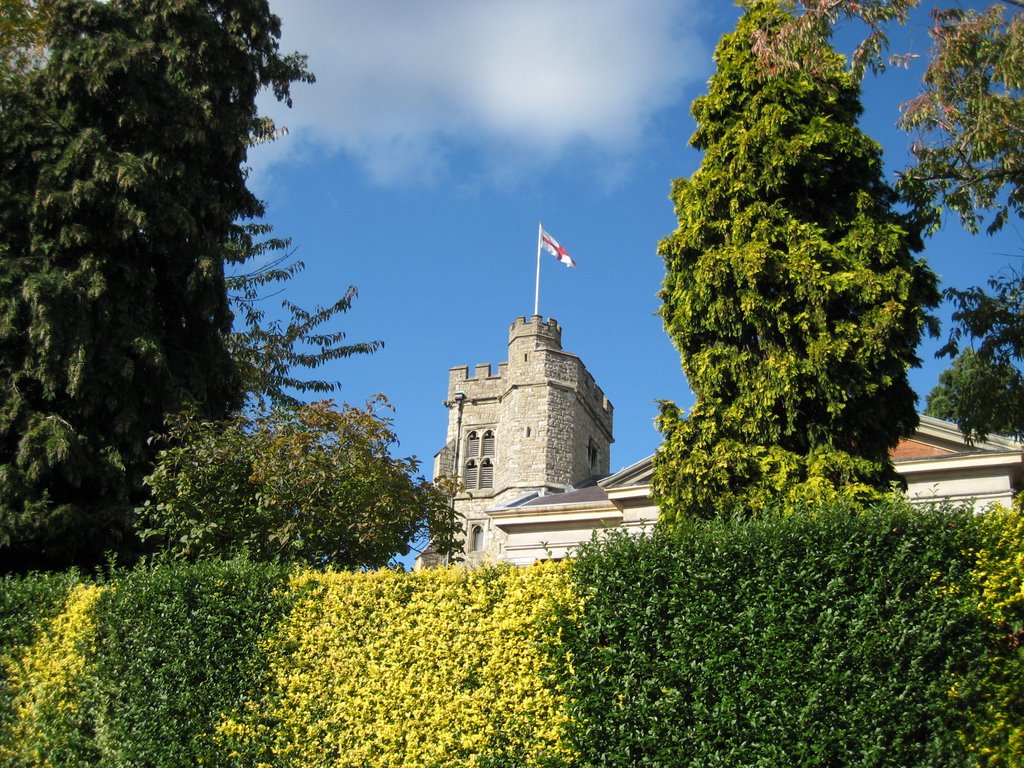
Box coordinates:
[434,316,613,563]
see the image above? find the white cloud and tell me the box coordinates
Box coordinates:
[253,0,712,187]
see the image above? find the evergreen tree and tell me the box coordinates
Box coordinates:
[652,0,939,524]
[0,0,310,570]
[755,1,1024,443]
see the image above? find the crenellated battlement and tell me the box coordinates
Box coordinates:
[509,315,562,350]
[447,362,507,402]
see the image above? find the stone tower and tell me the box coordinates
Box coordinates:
[434,315,613,562]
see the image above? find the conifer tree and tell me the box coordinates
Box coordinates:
[0,0,310,570]
[652,0,939,524]
[754,2,1024,445]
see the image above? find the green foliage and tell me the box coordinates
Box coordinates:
[227,230,383,410]
[896,4,1023,236]
[0,0,311,572]
[933,265,1024,442]
[2,583,103,767]
[756,1,1024,444]
[755,1,1023,234]
[653,0,939,523]
[0,0,50,86]
[0,559,292,767]
[926,348,1024,442]
[85,558,292,767]
[140,398,460,568]
[0,560,574,768]
[960,502,1024,764]
[559,500,1017,767]
[2,511,1024,767]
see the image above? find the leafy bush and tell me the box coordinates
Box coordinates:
[140,398,460,567]
[0,560,575,767]
[957,503,1024,763]
[84,558,293,767]
[0,559,290,767]
[1,503,1022,767]
[559,499,1014,767]
[0,571,90,765]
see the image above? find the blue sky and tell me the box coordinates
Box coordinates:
[248,0,1021,484]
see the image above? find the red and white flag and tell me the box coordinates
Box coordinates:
[540,228,576,268]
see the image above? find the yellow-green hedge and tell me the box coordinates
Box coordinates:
[3,584,101,767]
[962,505,1024,765]
[0,561,575,768]
[216,563,577,768]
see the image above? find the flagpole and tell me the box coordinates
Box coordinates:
[534,221,542,316]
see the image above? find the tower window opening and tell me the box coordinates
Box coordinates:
[469,525,484,552]
[462,426,497,489]
[587,438,598,472]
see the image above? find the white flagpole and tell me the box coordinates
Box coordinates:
[534,221,542,316]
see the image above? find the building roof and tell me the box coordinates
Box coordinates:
[489,415,1023,513]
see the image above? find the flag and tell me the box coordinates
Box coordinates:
[541,228,576,268]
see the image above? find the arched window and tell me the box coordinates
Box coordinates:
[479,459,494,489]
[470,525,484,552]
[461,427,496,490]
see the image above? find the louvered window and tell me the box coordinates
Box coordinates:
[466,431,480,457]
[481,430,495,456]
[479,459,494,489]
[464,460,478,489]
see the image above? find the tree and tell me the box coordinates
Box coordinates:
[928,262,1024,441]
[0,0,310,571]
[0,0,49,87]
[926,349,1024,443]
[227,230,383,410]
[754,0,1024,440]
[652,0,939,524]
[139,398,461,568]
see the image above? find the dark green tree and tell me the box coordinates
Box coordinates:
[0,0,310,571]
[925,348,1024,442]
[652,0,940,524]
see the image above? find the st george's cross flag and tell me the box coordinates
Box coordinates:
[540,228,576,268]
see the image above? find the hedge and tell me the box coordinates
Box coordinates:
[0,570,88,767]
[0,559,575,768]
[0,499,1021,767]
[560,499,1024,767]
